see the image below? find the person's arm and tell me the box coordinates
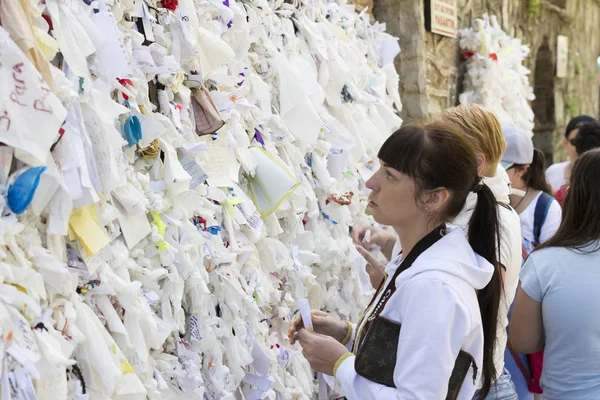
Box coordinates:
[509,285,544,353]
[509,257,545,354]
[335,278,470,400]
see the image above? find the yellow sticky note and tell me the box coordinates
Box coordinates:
[69,204,110,256]
[120,359,134,374]
[222,196,244,217]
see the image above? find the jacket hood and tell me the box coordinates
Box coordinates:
[486,164,511,204]
[390,226,494,291]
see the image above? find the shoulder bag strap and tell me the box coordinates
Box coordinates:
[355,224,447,351]
[507,340,533,385]
[533,193,553,246]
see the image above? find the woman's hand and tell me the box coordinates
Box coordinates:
[352,226,392,248]
[288,310,348,345]
[351,226,397,260]
[294,328,350,376]
[356,245,386,289]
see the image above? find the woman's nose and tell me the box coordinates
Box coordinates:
[365,175,377,191]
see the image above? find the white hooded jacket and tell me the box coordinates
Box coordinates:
[336,226,494,399]
[389,165,522,384]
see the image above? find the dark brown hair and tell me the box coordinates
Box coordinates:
[378,121,502,397]
[564,115,594,139]
[510,149,553,194]
[536,148,600,252]
[574,120,600,155]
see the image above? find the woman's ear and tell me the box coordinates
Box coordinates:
[476,154,486,177]
[517,165,530,180]
[422,188,450,213]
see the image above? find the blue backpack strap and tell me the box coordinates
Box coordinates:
[533,192,554,246]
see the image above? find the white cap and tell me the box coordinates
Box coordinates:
[500,123,534,169]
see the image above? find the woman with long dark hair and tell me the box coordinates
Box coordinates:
[510,148,600,399]
[289,121,503,399]
[501,124,561,398]
[500,123,561,253]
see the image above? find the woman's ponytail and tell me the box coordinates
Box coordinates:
[524,149,553,194]
[468,183,503,399]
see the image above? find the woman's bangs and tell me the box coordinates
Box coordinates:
[377,126,426,179]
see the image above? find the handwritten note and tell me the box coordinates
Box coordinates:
[80,92,129,194]
[197,133,234,187]
[7,368,38,400]
[133,47,158,75]
[237,198,263,238]
[176,147,208,188]
[189,315,201,343]
[0,30,67,165]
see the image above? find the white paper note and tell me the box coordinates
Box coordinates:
[117,210,151,250]
[298,298,313,331]
[183,141,208,152]
[251,338,271,376]
[0,30,67,165]
[242,373,274,393]
[159,138,191,194]
[176,147,208,189]
[138,113,167,148]
[197,134,234,187]
[90,0,132,82]
[142,2,156,42]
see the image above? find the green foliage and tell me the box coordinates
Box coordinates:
[527,0,541,17]
[565,98,581,117]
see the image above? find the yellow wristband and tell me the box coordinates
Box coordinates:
[333,352,354,377]
[340,321,353,345]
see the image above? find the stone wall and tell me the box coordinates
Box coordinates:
[373,0,429,121]
[373,0,600,164]
[352,0,374,13]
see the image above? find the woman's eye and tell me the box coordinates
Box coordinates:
[385,171,394,179]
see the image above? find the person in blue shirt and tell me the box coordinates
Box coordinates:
[510,148,600,399]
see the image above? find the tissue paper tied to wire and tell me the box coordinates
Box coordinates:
[459,13,535,137]
[0,0,402,398]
